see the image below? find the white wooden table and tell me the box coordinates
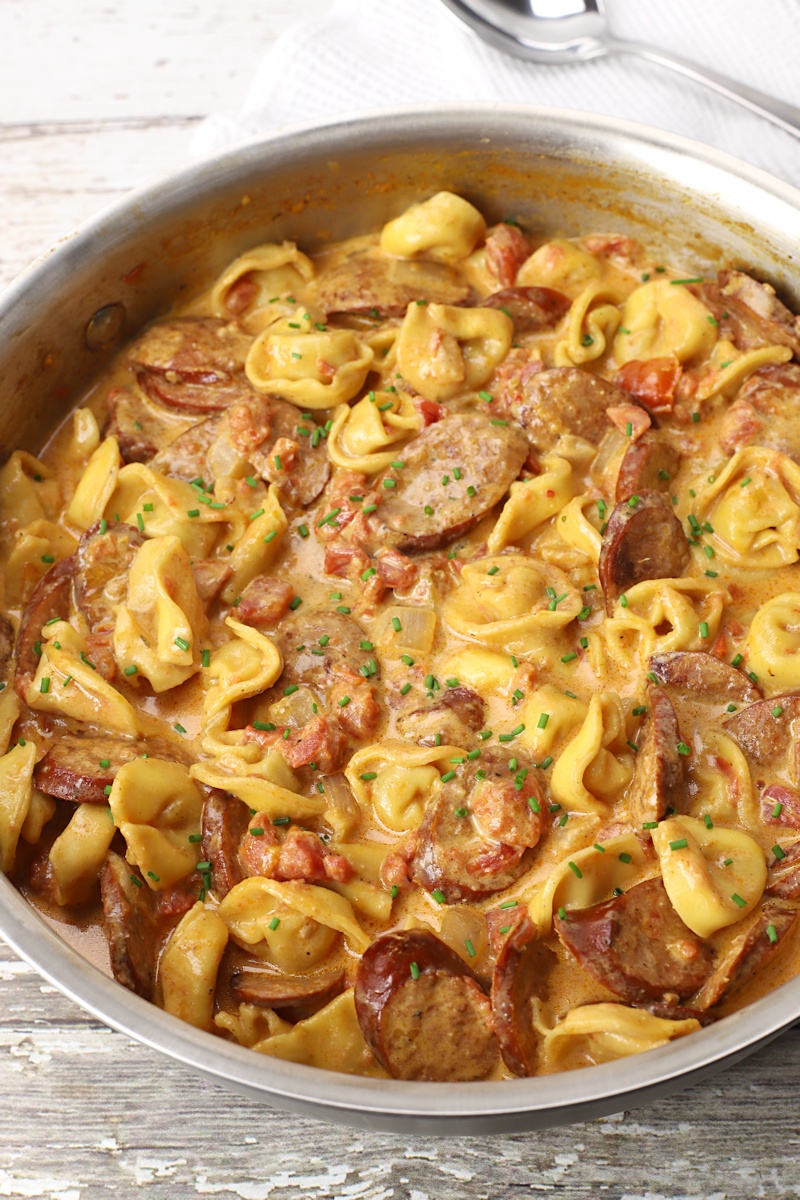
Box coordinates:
[2,4,800,1195]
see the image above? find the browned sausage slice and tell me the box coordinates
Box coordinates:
[496,366,628,452]
[490,909,555,1077]
[100,851,157,999]
[698,270,800,361]
[129,317,255,413]
[615,433,682,502]
[271,611,367,695]
[104,386,174,463]
[14,556,74,697]
[236,576,295,628]
[599,490,689,612]
[314,252,471,317]
[34,734,150,804]
[483,286,570,332]
[627,686,684,833]
[395,684,486,748]
[767,839,800,899]
[649,651,762,707]
[724,693,800,767]
[410,748,542,903]
[354,929,498,1081]
[151,414,222,482]
[375,413,528,553]
[73,521,145,633]
[690,904,797,1011]
[0,614,14,679]
[554,877,714,1003]
[201,792,250,899]
[232,967,345,1021]
[718,363,800,461]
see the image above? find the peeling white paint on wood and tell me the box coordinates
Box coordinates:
[3,2,800,1196]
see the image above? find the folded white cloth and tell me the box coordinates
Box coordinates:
[192,0,800,190]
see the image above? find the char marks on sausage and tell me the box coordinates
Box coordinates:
[490,909,555,1077]
[354,929,498,1080]
[100,852,158,999]
[232,967,346,1022]
[627,686,684,833]
[598,490,689,612]
[129,316,254,412]
[314,252,471,318]
[554,877,714,1003]
[690,904,797,1011]
[375,412,528,553]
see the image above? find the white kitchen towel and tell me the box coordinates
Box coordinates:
[192,0,800,189]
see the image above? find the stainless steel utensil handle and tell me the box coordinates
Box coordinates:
[611,38,800,139]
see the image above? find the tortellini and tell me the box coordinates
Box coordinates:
[696,343,792,402]
[542,1003,700,1069]
[520,684,589,761]
[219,876,369,965]
[114,535,208,692]
[380,192,485,263]
[0,741,36,874]
[109,463,225,558]
[549,693,634,815]
[487,457,576,553]
[603,577,728,672]
[245,310,373,409]
[219,484,287,605]
[527,832,655,935]
[440,646,517,693]
[190,760,327,822]
[554,283,621,367]
[4,519,77,606]
[517,239,604,299]
[160,902,229,1030]
[614,278,717,365]
[652,816,767,938]
[48,803,116,906]
[685,729,759,832]
[199,617,283,760]
[67,435,121,530]
[256,990,384,1076]
[693,448,800,569]
[443,555,581,655]
[109,759,204,890]
[0,451,59,551]
[326,392,422,475]
[555,494,604,564]
[346,741,461,833]
[746,592,800,689]
[210,241,315,327]
[396,302,512,402]
[27,620,139,736]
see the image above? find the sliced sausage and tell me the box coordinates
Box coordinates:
[375,412,528,553]
[201,791,250,899]
[724,693,800,767]
[246,395,331,508]
[760,784,800,829]
[766,839,800,899]
[700,270,800,360]
[354,929,498,1081]
[495,366,628,452]
[151,413,222,482]
[129,317,254,413]
[483,286,570,332]
[410,748,542,903]
[649,651,762,708]
[719,363,800,461]
[615,433,682,502]
[104,386,174,463]
[554,877,714,1003]
[192,559,233,605]
[34,734,151,804]
[490,909,555,1077]
[613,357,682,413]
[314,252,471,317]
[394,684,486,747]
[14,556,74,697]
[0,614,14,678]
[690,904,797,1011]
[100,851,157,999]
[271,611,367,694]
[73,521,145,633]
[232,967,346,1022]
[627,686,684,833]
[599,490,689,612]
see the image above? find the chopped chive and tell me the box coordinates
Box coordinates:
[454,806,469,818]
[642,821,658,830]
[268,917,281,931]
[699,622,709,639]
[732,653,743,667]
[767,924,778,944]
[174,723,186,734]
[129,874,142,889]
[431,888,446,904]
[410,962,420,980]
[187,508,200,518]
[336,605,351,615]
[619,852,632,863]
[283,683,299,696]
[174,635,190,652]
[288,596,302,610]
[392,616,402,632]
[464,938,476,958]
[676,742,690,756]
[593,843,606,853]
[338,695,351,707]
[537,713,549,730]
[731,893,746,908]
[440,770,456,783]
[391,885,399,898]
[669,838,688,851]
[704,814,714,829]
[124,665,138,676]
[773,844,786,860]
[568,861,583,878]
[540,756,553,770]
[578,606,591,621]
[528,796,540,814]
[297,524,309,538]
[773,705,784,719]
[99,519,108,534]
[773,802,784,818]
[478,730,492,740]
[561,652,578,663]
[671,277,704,285]
[40,677,50,694]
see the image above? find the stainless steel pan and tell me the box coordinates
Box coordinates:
[1,106,799,1133]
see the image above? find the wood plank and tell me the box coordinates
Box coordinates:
[1,933,799,1197]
